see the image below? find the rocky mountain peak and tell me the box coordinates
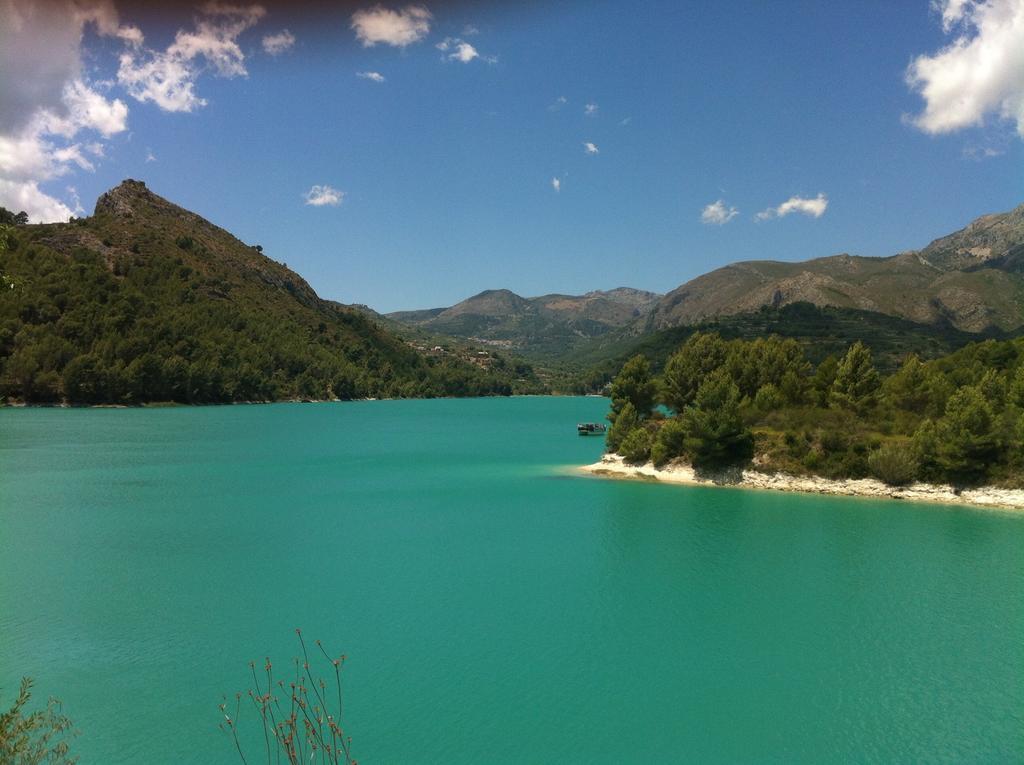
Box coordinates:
[93,179,155,217]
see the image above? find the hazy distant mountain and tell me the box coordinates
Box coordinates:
[646,203,1024,333]
[387,287,662,358]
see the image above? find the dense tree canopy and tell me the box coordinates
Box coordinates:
[604,330,1024,487]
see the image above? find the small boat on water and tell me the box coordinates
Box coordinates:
[577,422,607,436]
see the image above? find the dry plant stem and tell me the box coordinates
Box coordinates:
[223,632,354,764]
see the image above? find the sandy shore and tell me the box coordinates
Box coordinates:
[580,454,1024,512]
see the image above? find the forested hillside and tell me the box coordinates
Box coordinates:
[0,181,543,405]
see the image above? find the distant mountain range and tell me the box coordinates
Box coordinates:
[646,203,1024,333]
[387,287,662,358]
[387,204,1024,363]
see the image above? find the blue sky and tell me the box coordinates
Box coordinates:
[2,0,1022,312]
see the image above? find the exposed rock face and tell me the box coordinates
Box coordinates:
[94,179,150,217]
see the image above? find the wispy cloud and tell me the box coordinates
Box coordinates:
[905,0,1024,138]
[756,193,828,220]
[357,71,386,83]
[145,148,157,162]
[548,95,568,112]
[701,199,739,225]
[583,141,599,155]
[118,3,267,113]
[303,184,344,206]
[962,144,1005,160]
[351,5,431,48]
[262,29,295,56]
[584,102,598,116]
[551,177,561,192]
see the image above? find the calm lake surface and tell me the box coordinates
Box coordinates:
[1,397,1022,763]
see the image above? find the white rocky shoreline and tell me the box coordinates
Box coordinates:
[580,454,1024,512]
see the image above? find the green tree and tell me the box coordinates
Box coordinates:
[660,332,729,412]
[62,354,105,404]
[912,418,941,479]
[608,354,656,420]
[606,401,640,453]
[619,426,653,464]
[725,336,809,400]
[883,354,929,413]
[810,354,839,407]
[936,386,1000,484]
[680,370,753,468]
[650,417,687,467]
[1009,365,1024,410]
[977,368,1007,409]
[829,341,880,412]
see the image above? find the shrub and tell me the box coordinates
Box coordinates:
[868,443,919,486]
[754,383,783,412]
[0,677,76,764]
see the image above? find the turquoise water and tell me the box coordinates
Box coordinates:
[1,397,1022,763]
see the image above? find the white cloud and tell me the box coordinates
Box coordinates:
[583,141,599,155]
[357,71,386,83]
[0,178,75,221]
[701,199,739,225]
[262,29,295,55]
[117,52,205,112]
[0,78,129,222]
[451,41,478,62]
[118,3,266,113]
[756,193,829,220]
[906,0,1024,137]
[145,148,157,162]
[462,24,479,36]
[437,36,494,64]
[584,102,598,116]
[57,80,128,137]
[52,144,94,172]
[351,5,431,48]
[551,177,561,192]
[304,184,344,206]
